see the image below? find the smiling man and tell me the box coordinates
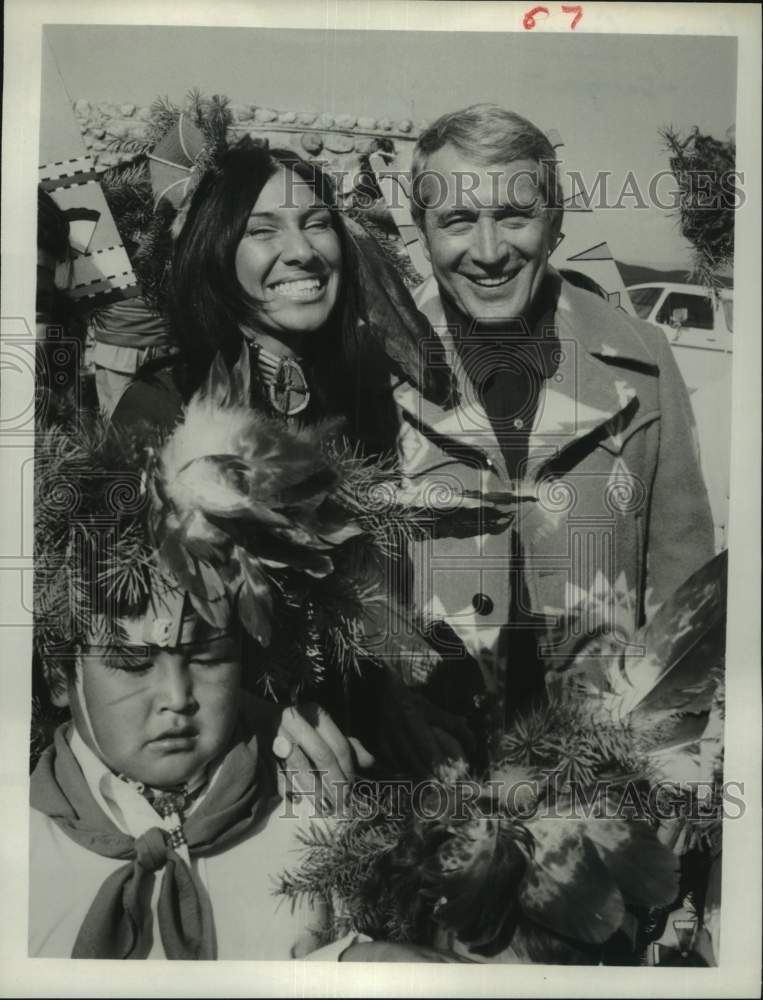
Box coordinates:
[413,146,559,327]
[401,104,715,716]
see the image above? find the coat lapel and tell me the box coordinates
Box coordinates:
[409,272,660,487]
[522,277,658,480]
[523,345,640,482]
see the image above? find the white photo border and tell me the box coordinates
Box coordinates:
[1,2,760,996]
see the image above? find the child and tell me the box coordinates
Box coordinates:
[29,586,338,960]
[29,394,465,962]
[28,399,370,961]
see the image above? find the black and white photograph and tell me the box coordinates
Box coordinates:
[1,2,760,995]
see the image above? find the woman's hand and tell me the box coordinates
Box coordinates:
[340,941,472,963]
[273,703,374,810]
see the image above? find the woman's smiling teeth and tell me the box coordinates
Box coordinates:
[269,277,325,300]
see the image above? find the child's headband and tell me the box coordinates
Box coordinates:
[86,587,232,651]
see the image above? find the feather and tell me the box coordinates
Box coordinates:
[155,395,368,590]
[631,630,724,720]
[422,818,528,957]
[160,395,331,501]
[156,533,227,614]
[204,517,336,577]
[192,557,227,605]
[644,743,706,785]
[205,352,234,407]
[172,458,295,524]
[156,532,199,594]
[359,595,442,685]
[227,350,248,406]
[608,551,727,719]
[315,521,366,546]
[519,818,625,944]
[635,710,710,751]
[234,549,273,646]
[245,533,335,578]
[187,589,231,631]
[345,218,457,408]
[174,511,230,562]
[577,816,680,909]
[510,921,598,964]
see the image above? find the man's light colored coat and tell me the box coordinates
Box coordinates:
[395,273,715,697]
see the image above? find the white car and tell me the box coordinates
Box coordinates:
[627,281,733,350]
[626,282,733,550]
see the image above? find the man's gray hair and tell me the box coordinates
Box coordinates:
[410,103,562,226]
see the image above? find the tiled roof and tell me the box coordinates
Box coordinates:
[73,98,423,170]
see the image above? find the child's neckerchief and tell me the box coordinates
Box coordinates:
[30,725,277,960]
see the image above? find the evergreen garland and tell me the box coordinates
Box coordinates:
[660,125,736,290]
[499,697,647,786]
[276,666,725,959]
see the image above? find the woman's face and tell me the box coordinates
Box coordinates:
[235,167,342,339]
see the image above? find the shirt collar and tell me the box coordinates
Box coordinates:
[67,726,214,838]
[440,274,563,388]
[68,726,140,835]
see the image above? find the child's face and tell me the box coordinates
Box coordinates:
[70,632,242,789]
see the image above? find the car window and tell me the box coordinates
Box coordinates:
[721,298,733,333]
[656,291,714,330]
[628,286,662,319]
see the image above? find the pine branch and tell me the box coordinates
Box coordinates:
[144,95,181,146]
[659,125,736,289]
[275,799,419,942]
[501,696,647,786]
[104,137,152,157]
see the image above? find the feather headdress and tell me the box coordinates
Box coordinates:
[32,401,369,698]
[34,388,519,702]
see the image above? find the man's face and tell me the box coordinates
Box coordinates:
[417,144,560,325]
[70,631,242,789]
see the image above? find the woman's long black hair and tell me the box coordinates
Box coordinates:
[170,138,401,457]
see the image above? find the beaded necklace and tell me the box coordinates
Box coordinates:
[114,769,208,850]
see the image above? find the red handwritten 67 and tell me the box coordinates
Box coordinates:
[523,5,583,30]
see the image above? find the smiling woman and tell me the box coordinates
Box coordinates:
[156,138,403,456]
[109,104,456,450]
[234,172,342,342]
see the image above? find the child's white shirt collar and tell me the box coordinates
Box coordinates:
[68,725,173,839]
